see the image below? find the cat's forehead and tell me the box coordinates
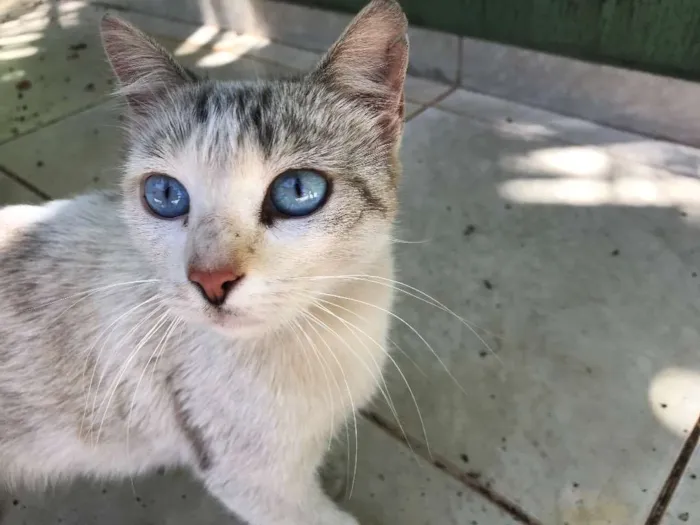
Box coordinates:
[133,80,377,170]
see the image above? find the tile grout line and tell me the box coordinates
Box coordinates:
[455,36,464,87]
[0,98,112,148]
[457,80,700,149]
[0,164,49,201]
[644,413,700,525]
[406,86,458,122]
[361,409,543,525]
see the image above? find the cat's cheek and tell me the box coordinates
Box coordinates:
[164,226,191,281]
[263,217,316,242]
[128,213,189,284]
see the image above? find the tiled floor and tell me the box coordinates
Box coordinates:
[1,2,700,525]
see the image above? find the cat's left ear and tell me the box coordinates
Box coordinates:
[100,14,196,115]
[313,0,409,142]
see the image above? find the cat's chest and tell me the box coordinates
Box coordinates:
[172,314,389,451]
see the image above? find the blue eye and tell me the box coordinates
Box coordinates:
[269,170,329,217]
[143,174,190,218]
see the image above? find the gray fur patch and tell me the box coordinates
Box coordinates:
[166,374,212,471]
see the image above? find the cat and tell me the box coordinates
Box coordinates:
[0,0,408,524]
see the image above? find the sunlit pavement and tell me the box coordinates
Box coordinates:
[1,2,699,525]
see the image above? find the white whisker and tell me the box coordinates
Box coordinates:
[315,291,471,399]
[30,279,160,313]
[80,295,162,441]
[126,315,179,453]
[289,318,337,449]
[299,311,360,500]
[95,306,169,446]
[292,274,503,364]
[302,293,429,461]
[89,300,166,443]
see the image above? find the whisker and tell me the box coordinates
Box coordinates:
[292,274,503,364]
[27,279,160,313]
[95,306,169,446]
[149,315,182,385]
[301,292,430,461]
[298,311,360,500]
[80,295,162,441]
[88,300,166,441]
[294,317,356,495]
[122,313,179,496]
[314,291,472,399]
[288,318,337,449]
[127,315,179,450]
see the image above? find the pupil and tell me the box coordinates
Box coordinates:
[294,178,303,198]
[164,183,172,201]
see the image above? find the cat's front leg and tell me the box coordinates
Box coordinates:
[204,468,358,525]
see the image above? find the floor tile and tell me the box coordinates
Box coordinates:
[0,102,124,198]
[404,76,452,106]
[459,35,700,147]
[439,89,700,180]
[405,102,421,120]
[0,420,516,525]
[216,31,322,73]
[164,34,293,81]
[0,2,112,143]
[0,169,42,205]
[374,106,700,524]
[330,420,517,525]
[661,428,700,524]
[406,24,460,84]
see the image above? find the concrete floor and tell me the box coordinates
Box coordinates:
[1,2,700,525]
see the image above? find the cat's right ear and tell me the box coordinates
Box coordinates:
[100,14,196,115]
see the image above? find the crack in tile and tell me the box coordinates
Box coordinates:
[645,414,700,525]
[0,164,49,201]
[362,409,543,525]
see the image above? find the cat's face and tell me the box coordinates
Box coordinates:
[101,0,408,337]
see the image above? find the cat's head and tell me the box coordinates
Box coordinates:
[101,0,408,337]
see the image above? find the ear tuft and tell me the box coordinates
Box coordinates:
[313,0,409,140]
[100,14,196,115]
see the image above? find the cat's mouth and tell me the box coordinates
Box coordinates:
[204,306,265,330]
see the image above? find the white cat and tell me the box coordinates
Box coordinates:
[0,1,408,524]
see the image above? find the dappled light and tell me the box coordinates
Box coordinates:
[514,146,611,178]
[493,120,558,140]
[0,46,37,60]
[213,31,269,57]
[173,25,219,56]
[649,367,700,438]
[0,68,24,82]
[0,31,43,46]
[195,33,269,68]
[499,144,700,207]
[196,0,266,38]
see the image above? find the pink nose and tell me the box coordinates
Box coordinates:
[188,267,243,306]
